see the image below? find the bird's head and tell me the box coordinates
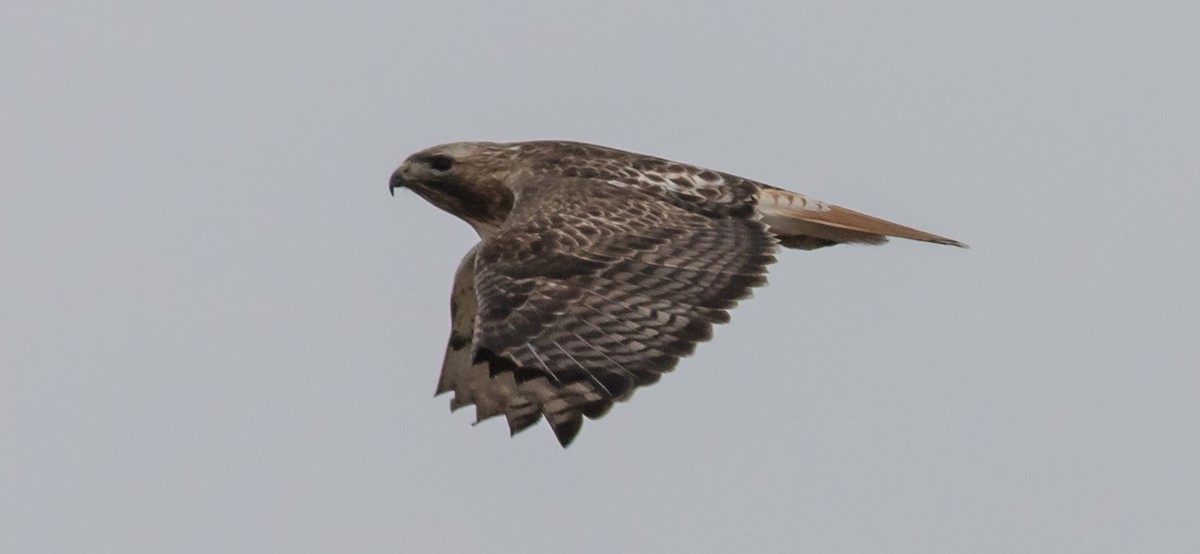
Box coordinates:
[390,142,517,236]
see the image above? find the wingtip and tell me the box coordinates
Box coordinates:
[553,425,580,448]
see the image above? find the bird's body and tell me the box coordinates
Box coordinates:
[390,140,963,446]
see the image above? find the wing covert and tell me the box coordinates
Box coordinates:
[447,177,776,445]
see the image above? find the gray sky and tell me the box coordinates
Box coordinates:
[3,1,1198,552]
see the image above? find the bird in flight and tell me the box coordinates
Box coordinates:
[390,140,964,446]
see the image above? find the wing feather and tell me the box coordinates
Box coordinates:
[435,245,610,442]
[440,177,775,446]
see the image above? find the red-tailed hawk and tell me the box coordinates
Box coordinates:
[390,141,964,446]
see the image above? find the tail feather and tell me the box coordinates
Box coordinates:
[756,188,967,250]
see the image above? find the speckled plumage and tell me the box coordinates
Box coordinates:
[390,140,964,446]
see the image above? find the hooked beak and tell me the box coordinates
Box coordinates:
[389,166,406,197]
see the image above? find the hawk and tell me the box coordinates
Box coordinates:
[390,141,964,446]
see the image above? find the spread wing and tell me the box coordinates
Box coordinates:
[436,245,612,445]
[436,177,777,446]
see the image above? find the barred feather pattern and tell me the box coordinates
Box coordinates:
[440,178,776,445]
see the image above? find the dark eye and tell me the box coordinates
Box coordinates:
[427,155,454,172]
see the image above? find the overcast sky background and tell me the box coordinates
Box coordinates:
[3,1,1198,552]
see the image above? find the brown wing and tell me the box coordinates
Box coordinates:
[438,177,776,446]
[435,245,611,444]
